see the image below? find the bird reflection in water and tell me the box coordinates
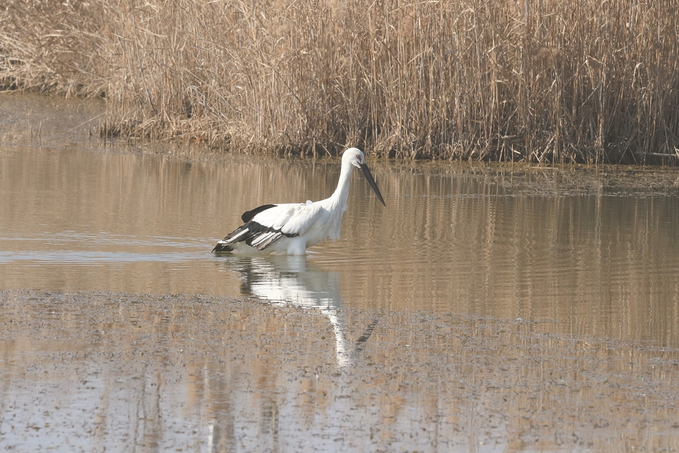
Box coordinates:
[217,254,377,368]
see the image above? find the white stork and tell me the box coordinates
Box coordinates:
[213,147,386,255]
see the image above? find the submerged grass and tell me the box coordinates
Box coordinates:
[2,0,679,163]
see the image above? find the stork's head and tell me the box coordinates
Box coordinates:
[342,147,386,206]
[342,147,366,168]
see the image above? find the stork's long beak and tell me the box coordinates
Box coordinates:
[359,163,386,206]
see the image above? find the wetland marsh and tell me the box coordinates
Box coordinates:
[1,95,679,451]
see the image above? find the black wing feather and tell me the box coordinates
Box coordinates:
[241,204,277,223]
[212,219,298,253]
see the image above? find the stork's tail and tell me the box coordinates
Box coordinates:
[212,240,233,253]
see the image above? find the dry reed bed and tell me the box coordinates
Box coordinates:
[2,0,678,163]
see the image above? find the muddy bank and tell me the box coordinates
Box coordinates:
[1,289,678,452]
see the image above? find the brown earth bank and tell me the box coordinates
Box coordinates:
[1,289,678,451]
[2,0,679,164]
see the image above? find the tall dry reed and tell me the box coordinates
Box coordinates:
[2,0,678,163]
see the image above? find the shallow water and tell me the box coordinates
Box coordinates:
[2,94,679,451]
[2,104,679,346]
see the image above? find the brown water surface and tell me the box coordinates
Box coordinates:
[1,94,679,451]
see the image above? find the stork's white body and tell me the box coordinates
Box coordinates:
[227,197,345,255]
[213,148,385,255]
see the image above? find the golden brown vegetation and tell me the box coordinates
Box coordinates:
[2,0,679,163]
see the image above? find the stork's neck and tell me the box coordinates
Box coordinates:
[329,162,354,209]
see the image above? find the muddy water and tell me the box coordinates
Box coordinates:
[1,95,679,451]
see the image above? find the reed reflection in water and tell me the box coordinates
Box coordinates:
[315,165,679,347]
[1,140,679,347]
